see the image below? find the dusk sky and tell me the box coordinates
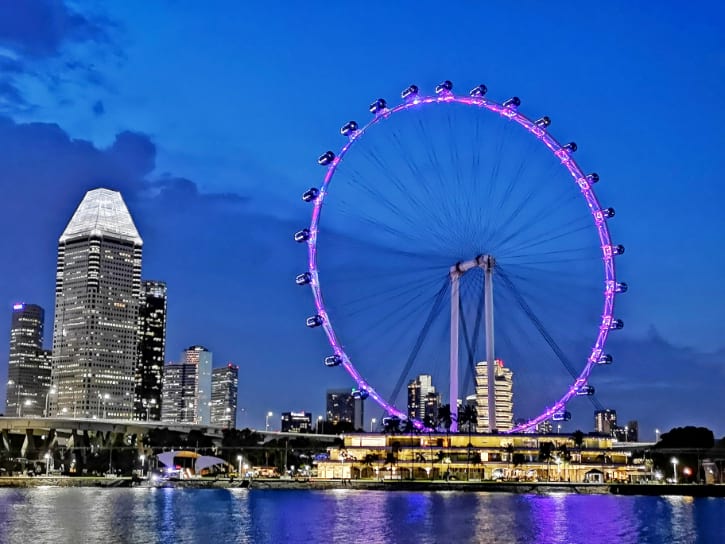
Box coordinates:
[0,1,723,436]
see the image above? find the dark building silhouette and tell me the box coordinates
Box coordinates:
[326,389,364,430]
[134,280,167,421]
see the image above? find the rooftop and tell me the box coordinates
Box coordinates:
[59,188,142,245]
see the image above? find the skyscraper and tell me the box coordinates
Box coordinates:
[5,304,51,417]
[326,389,364,430]
[134,280,167,421]
[475,359,514,432]
[594,409,617,435]
[407,374,441,423]
[160,361,197,423]
[51,189,142,419]
[211,364,238,428]
[182,346,212,424]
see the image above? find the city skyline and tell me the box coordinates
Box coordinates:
[0,2,724,436]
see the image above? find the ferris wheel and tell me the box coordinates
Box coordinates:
[295,81,627,433]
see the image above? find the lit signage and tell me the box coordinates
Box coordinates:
[12,303,24,310]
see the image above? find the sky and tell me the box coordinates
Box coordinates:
[0,0,723,436]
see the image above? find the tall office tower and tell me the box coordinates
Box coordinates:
[134,281,167,421]
[326,389,364,430]
[475,359,514,432]
[211,364,239,428]
[594,409,617,435]
[160,361,197,423]
[181,346,212,424]
[5,304,51,417]
[51,189,142,419]
[407,374,440,422]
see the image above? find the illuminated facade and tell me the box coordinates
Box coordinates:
[161,361,197,423]
[50,189,142,419]
[5,304,51,417]
[407,374,441,423]
[326,389,364,430]
[281,411,312,433]
[595,409,617,435]
[182,346,213,424]
[134,280,167,421]
[475,360,514,432]
[211,364,238,428]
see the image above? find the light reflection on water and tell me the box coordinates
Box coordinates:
[0,488,722,544]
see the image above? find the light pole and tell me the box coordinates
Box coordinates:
[671,457,678,483]
[370,418,377,433]
[557,424,561,435]
[45,387,57,417]
[44,452,51,476]
[317,415,323,434]
[139,454,146,478]
[265,411,273,431]
[237,455,242,477]
[19,399,33,417]
[655,428,660,442]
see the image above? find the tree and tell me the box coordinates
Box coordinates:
[437,404,453,436]
[538,442,555,480]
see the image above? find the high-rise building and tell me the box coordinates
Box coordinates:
[594,409,617,435]
[626,420,639,442]
[50,189,142,419]
[134,280,167,421]
[5,304,51,417]
[475,359,514,432]
[281,411,312,433]
[182,346,212,424]
[407,374,440,423]
[160,361,197,423]
[211,364,238,428]
[326,389,364,430]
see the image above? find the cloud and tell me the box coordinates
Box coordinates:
[92,99,104,116]
[0,1,117,113]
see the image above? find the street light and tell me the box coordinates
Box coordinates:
[317,415,323,434]
[237,455,242,477]
[97,393,110,419]
[19,399,33,417]
[671,457,678,483]
[44,387,57,417]
[139,454,146,478]
[370,418,377,433]
[143,398,157,421]
[265,411,273,431]
[655,428,660,442]
[44,452,51,476]
[557,424,561,434]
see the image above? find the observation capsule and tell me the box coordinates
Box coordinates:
[318,151,335,166]
[552,410,572,422]
[615,282,628,293]
[609,318,624,330]
[294,228,311,243]
[597,354,613,364]
[302,187,319,202]
[576,385,595,396]
[369,98,387,114]
[613,244,625,255]
[401,85,419,99]
[306,315,323,328]
[469,84,488,97]
[587,173,600,183]
[534,116,551,128]
[562,142,578,152]
[502,96,521,108]
[352,388,370,400]
[435,80,453,94]
[603,207,616,218]
[324,355,342,367]
[340,121,358,136]
[295,272,312,286]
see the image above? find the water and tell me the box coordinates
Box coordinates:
[0,488,723,543]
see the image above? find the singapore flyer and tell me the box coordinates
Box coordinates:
[295,81,627,433]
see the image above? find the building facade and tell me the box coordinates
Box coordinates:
[134,280,167,421]
[595,409,617,435]
[5,304,51,417]
[326,389,364,430]
[475,359,514,432]
[407,374,441,423]
[281,411,312,433]
[211,364,238,428]
[50,189,142,419]
[182,346,212,424]
[160,362,198,423]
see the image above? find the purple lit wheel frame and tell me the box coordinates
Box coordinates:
[304,90,619,433]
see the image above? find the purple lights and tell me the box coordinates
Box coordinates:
[302,84,622,433]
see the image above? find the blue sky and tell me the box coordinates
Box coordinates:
[0,1,723,435]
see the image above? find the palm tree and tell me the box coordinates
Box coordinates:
[538,442,555,481]
[437,404,454,437]
[458,404,477,480]
[505,443,515,479]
